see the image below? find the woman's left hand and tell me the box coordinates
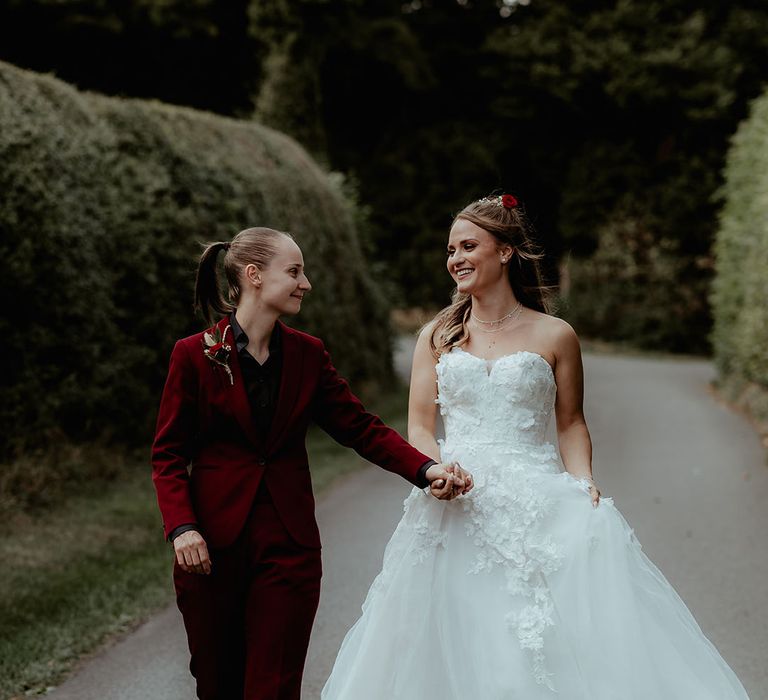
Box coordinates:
[589,483,601,508]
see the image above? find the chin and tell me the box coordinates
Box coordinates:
[286,298,303,314]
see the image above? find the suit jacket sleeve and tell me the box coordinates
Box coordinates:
[311,342,431,487]
[151,339,199,540]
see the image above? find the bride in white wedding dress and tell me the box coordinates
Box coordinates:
[321,194,751,699]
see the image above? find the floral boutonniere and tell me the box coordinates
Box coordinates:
[202,324,234,385]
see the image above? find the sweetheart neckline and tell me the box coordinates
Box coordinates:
[442,346,555,379]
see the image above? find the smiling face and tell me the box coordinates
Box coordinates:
[245,235,311,315]
[446,218,513,296]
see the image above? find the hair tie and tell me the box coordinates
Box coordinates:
[223,242,231,251]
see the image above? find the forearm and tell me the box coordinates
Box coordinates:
[557,420,593,479]
[408,425,442,463]
[313,347,430,485]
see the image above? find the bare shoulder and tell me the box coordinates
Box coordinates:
[414,318,439,353]
[416,317,438,339]
[546,315,580,348]
[529,312,581,364]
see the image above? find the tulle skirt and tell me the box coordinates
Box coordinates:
[321,442,750,699]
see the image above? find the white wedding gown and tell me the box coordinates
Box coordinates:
[321,347,751,699]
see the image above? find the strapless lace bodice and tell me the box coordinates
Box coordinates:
[436,347,557,455]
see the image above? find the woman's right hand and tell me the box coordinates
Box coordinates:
[173,530,212,575]
[427,462,474,499]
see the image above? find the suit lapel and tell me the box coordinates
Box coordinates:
[267,321,304,454]
[210,316,263,449]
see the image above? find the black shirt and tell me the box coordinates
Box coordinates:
[230,311,283,442]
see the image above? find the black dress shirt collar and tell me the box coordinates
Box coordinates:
[229,312,282,358]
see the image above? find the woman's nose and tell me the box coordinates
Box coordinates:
[300,274,312,291]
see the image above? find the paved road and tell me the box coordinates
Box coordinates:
[49,339,768,699]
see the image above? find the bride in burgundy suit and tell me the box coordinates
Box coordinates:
[151,226,472,700]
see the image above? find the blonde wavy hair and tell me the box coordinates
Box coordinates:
[428,195,557,358]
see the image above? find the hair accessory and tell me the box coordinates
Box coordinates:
[223,242,231,251]
[501,194,518,208]
[478,194,519,209]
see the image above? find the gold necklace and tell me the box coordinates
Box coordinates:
[470,301,522,327]
[471,302,523,333]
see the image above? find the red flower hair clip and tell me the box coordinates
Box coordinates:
[501,194,518,208]
[478,194,519,209]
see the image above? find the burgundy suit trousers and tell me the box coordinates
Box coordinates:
[173,482,322,700]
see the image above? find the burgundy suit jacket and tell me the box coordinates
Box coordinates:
[151,317,430,549]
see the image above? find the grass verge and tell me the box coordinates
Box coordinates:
[1,384,410,699]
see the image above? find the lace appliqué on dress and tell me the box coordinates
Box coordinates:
[404,488,448,564]
[434,348,565,690]
[461,471,563,690]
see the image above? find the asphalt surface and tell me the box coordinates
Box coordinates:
[48,338,768,699]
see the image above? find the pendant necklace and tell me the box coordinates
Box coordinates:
[470,301,524,351]
[471,301,523,334]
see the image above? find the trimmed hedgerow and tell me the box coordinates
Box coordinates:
[0,60,392,475]
[711,89,768,393]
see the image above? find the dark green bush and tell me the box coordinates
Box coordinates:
[0,60,392,469]
[711,88,768,389]
[560,216,712,354]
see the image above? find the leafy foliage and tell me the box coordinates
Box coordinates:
[0,0,264,116]
[562,216,711,353]
[711,87,768,388]
[2,1,768,353]
[0,60,392,460]
[250,1,768,350]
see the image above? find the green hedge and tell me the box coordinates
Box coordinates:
[0,60,392,465]
[561,215,711,354]
[711,88,768,396]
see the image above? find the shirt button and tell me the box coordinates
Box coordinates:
[258,458,266,466]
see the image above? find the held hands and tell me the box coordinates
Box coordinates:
[173,530,212,575]
[426,462,474,500]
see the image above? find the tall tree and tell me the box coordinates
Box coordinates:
[0,0,263,115]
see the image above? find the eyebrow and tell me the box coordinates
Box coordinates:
[284,262,304,269]
[446,238,479,251]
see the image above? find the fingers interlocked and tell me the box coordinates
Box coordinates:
[429,462,474,501]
